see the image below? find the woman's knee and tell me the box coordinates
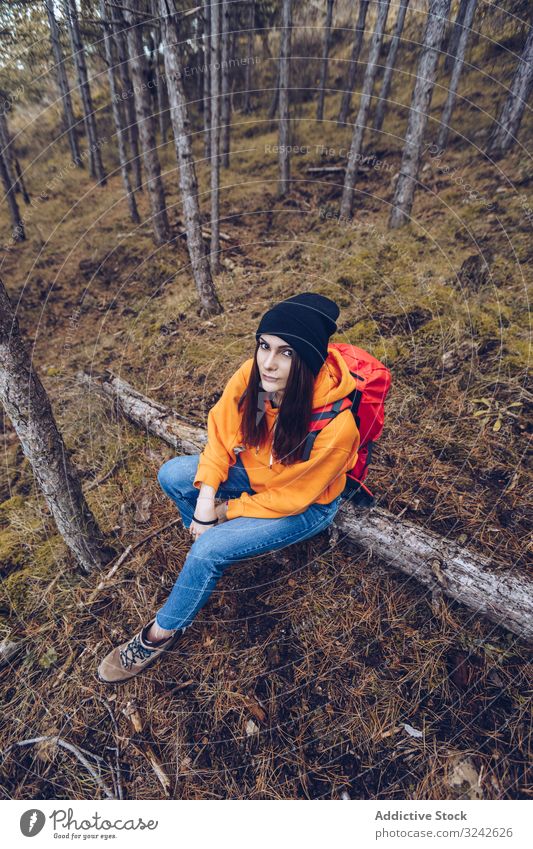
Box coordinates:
[157,455,198,496]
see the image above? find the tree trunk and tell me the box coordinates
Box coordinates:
[112,7,143,192]
[317,0,335,121]
[278,0,292,197]
[373,0,410,134]
[444,0,469,72]
[0,280,113,574]
[340,0,391,218]
[202,1,211,160]
[124,0,170,245]
[338,0,370,126]
[100,0,140,224]
[389,0,452,229]
[268,65,280,120]
[243,0,255,113]
[80,369,533,644]
[63,0,107,185]
[437,0,477,149]
[45,0,83,168]
[210,0,221,274]
[158,0,223,317]
[220,0,231,166]
[150,2,171,145]
[0,149,25,241]
[0,110,30,204]
[485,23,533,158]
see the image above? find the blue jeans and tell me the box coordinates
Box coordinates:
[154,453,342,631]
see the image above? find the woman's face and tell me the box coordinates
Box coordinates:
[256,333,294,398]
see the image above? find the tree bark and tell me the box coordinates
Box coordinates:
[79,369,533,644]
[100,0,140,224]
[317,0,335,121]
[268,65,280,120]
[338,0,370,126]
[0,149,25,241]
[220,0,231,166]
[45,0,83,168]
[158,0,223,317]
[243,0,255,114]
[63,0,107,185]
[0,280,113,575]
[485,22,533,158]
[0,110,30,204]
[444,0,469,72]
[373,0,410,134]
[340,0,391,219]
[209,0,221,274]
[149,2,171,144]
[437,0,477,149]
[278,0,292,197]
[389,0,452,229]
[124,0,170,245]
[111,5,143,192]
[202,0,211,160]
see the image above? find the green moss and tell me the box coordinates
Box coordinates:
[2,535,64,616]
[0,528,27,573]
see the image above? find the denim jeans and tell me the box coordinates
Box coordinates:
[154,453,342,631]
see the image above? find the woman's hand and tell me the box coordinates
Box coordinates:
[189,498,218,540]
[215,501,229,523]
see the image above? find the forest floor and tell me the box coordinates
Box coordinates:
[0,23,532,799]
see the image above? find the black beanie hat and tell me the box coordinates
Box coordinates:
[255,292,340,377]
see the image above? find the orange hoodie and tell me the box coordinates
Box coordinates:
[193,345,360,519]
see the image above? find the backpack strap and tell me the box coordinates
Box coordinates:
[302,386,361,461]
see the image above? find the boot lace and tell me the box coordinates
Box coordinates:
[120,634,154,670]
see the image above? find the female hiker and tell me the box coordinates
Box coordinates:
[97,292,360,684]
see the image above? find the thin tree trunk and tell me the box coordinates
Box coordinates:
[210,0,221,274]
[220,0,231,167]
[444,0,469,72]
[45,0,83,168]
[63,0,107,185]
[203,0,211,160]
[243,0,255,113]
[485,23,533,158]
[338,0,370,126]
[373,0,410,134]
[437,0,477,149]
[0,150,25,241]
[124,0,170,245]
[158,0,223,317]
[340,0,391,218]
[389,0,452,229]
[0,279,112,574]
[112,6,143,192]
[150,2,170,144]
[268,65,280,120]
[278,0,292,197]
[100,0,140,223]
[0,111,30,204]
[317,0,335,121]
[81,369,533,644]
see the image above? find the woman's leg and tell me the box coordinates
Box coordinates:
[154,495,342,631]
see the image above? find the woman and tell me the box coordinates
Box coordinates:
[98,292,360,684]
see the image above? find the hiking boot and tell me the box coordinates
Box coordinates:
[97,619,186,685]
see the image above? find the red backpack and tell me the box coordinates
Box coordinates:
[302,343,392,507]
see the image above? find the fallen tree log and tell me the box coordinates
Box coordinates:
[78,371,533,644]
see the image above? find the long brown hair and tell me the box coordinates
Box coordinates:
[237,340,316,466]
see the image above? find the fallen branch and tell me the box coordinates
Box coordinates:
[3,736,116,799]
[78,371,533,644]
